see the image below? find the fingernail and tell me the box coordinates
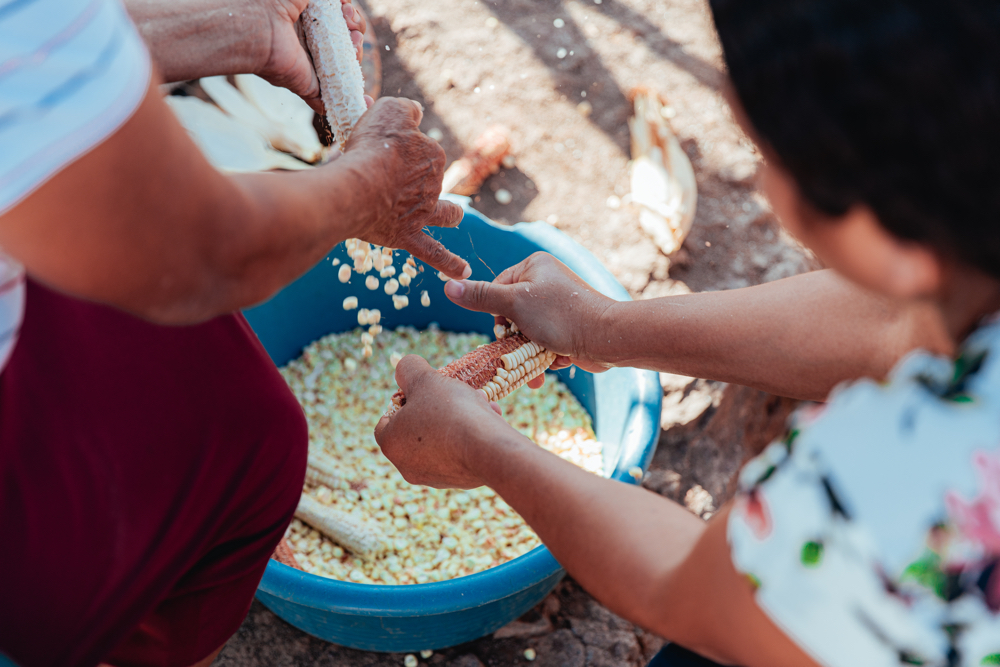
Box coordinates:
[460,264,472,279]
[444,280,465,299]
[354,7,362,22]
[342,3,352,19]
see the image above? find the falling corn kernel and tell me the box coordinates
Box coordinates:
[384,278,400,295]
[361,332,374,345]
[369,324,383,336]
[398,272,411,287]
[343,296,359,310]
[403,655,418,667]
[380,266,396,278]
[524,648,537,661]
[338,265,352,282]
[362,255,374,274]
[420,291,430,307]
[420,650,433,659]
[628,466,644,481]
[332,258,340,266]
[402,264,417,279]
[366,275,379,290]
[392,294,409,310]
[363,343,373,358]
[390,351,403,368]
[370,309,382,324]
[438,271,449,281]
[357,308,370,326]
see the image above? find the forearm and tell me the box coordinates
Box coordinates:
[594,269,951,400]
[476,432,706,633]
[0,80,375,324]
[125,0,269,82]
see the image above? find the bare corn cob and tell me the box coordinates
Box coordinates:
[302,0,367,152]
[305,451,341,489]
[386,325,557,415]
[295,493,388,557]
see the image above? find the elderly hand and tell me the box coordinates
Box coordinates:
[374,355,515,489]
[342,98,470,279]
[259,0,367,113]
[442,252,615,372]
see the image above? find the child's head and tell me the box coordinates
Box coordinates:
[711,0,1000,300]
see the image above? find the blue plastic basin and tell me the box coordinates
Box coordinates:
[243,201,662,652]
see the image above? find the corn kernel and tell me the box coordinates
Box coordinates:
[420,291,430,307]
[366,275,379,290]
[420,650,433,659]
[384,278,400,295]
[524,648,537,661]
[404,655,418,667]
[343,296,358,310]
[398,273,411,288]
[392,295,409,310]
[338,265,352,283]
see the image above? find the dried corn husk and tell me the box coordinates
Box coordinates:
[628,90,697,255]
[442,125,512,195]
[165,95,310,173]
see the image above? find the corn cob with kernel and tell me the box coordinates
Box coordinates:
[305,451,342,490]
[302,0,367,152]
[386,324,557,415]
[271,537,302,569]
[295,493,388,557]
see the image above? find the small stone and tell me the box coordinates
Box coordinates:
[495,188,513,205]
[628,466,643,481]
[556,48,567,59]
[553,18,565,27]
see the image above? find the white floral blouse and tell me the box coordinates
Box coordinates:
[729,317,1000,667]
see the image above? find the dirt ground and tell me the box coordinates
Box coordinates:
[216,0,812,664]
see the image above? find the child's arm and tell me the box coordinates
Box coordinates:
[444,253,950,401]
[375,358,818,667]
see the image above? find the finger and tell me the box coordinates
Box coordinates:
[351,30,364,63]
[489,401,502,416]
[364,94,374,109]
[527,374,545,389]
[374,413,392,445]
[424,199,464,230]
[550,356,574,370]
[342,1,363,31]
[493,257,535,286]
[444,278,516,316]
[405,231,471,280]
[393,354,435,394]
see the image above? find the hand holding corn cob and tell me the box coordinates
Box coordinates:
[442,252,617,374]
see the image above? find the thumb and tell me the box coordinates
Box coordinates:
[394,354,436,394]
[444,279,516,316]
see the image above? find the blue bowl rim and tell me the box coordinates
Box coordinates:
[257,202,661,617]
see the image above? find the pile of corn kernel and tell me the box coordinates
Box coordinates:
[280,325,603,585]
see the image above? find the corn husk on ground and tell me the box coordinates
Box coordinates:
[441,125,512,195]
[386,322,557,416]
[302,0,367,151]
[628,89,698,256]
[165,95,312,173]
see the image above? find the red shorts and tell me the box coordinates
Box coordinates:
[0,280,308,667]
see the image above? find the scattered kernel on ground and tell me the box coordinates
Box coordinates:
[280,326,603,585]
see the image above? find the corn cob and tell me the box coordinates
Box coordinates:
[302,0,367,152]
[295,493,388,557]
[271,537,302,569]
[305,451,342,490]
[386,325,557,415]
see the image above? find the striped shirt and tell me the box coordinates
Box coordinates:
[0,0,150,371]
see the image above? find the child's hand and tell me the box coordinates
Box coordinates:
[374,355,519,489]
[443,252,616,374]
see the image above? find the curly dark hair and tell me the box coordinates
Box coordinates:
[710,0,1000,277]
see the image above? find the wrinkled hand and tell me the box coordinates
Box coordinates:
[443,252,615,372]
[374,356,511,489]
[257,0,367,113]
[344,98,470,279]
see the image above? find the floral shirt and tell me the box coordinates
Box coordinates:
[729,318,1000,667]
